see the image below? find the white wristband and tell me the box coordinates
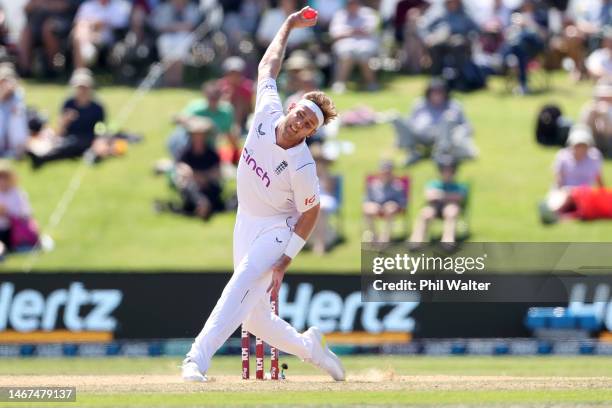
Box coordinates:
[284,233,306,259]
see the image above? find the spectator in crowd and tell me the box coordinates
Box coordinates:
[308,144,338,254]
[329,0,380,93]
[170,81,239,162]
[285,70,318,110]
[280,50,322,96]
[26,108,58,158]
[502,5,547,94]
[0,161,36,258]
[151,0,201,87]
[586,27,612,79]
[419,0,479,77]
[409,158,467,246]
[553,124,603,188]
[72,0,131,69]
[29,69,105,168]
[257,0,315,50]
[394,0,429,42]
[476,0,511,28]
[165,116,224,220]
[0,65,28,158]
[392,78,476,166]
[580,78,612,157]
[395,0,430,73]
[563,0,612,81]
[566,0,611,35]
[130,0,159,43]
[362,160,406,243]
[221,0,262,53]
[308,0,345,30]
[17,0,79,77]
[217,57,254,132]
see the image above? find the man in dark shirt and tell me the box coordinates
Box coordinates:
[174,116,224,219]
[29,68,105,169]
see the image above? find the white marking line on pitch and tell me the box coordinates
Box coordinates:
[22,164,87,272]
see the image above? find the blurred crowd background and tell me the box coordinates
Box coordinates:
[0,0,611,262]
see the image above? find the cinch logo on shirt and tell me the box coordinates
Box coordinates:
[304,194,316,206]
[242,148,271,188]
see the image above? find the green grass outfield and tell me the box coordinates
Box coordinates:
[0,356,611,407]
[3,74,612,271]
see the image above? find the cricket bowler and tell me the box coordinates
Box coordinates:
[181,7,345,382]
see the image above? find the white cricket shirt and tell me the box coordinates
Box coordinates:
[236,77,320,218]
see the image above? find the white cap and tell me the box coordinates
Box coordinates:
[567,124,594,147]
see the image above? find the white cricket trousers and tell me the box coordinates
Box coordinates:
[187,209,313,373]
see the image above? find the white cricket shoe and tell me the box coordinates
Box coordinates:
[181,358,207,382]
[305,327,345,381]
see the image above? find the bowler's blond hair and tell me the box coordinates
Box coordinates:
[303,91,337,125]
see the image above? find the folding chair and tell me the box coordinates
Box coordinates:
[364,174,411,240]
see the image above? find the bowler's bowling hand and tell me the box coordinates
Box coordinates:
[288,7,318,29]
[267,255,291,298]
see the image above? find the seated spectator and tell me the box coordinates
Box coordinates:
[580,78,612,157]
[502,7,546,94]
[392,78,477,166]
[159,117,224,220]
[217,57,254,132]
[72,0,131,69]
[419,0,479,78]
[553,124,603,189]
[29,69,105,169]
[308,0,345,31]
[129,0,158,43]
[308,145,339,254]
[0,161,37,258]
[26,108,58,157]
[280,50,322,96]
[169,81,238,163]
[221,0,262,53]
[395,0,430,73]
[394,0,429,42]
[17,0,79,77]
[409,158,467,245]
[586,27,612,79]
[257,0,314,50]
[151,0,201,87]
[362,160,406,243]
[0,65,28,158]
[562,0,611,81]
[329,0,380,93]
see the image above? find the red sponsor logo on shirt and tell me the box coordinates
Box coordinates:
[304,194,316,206]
